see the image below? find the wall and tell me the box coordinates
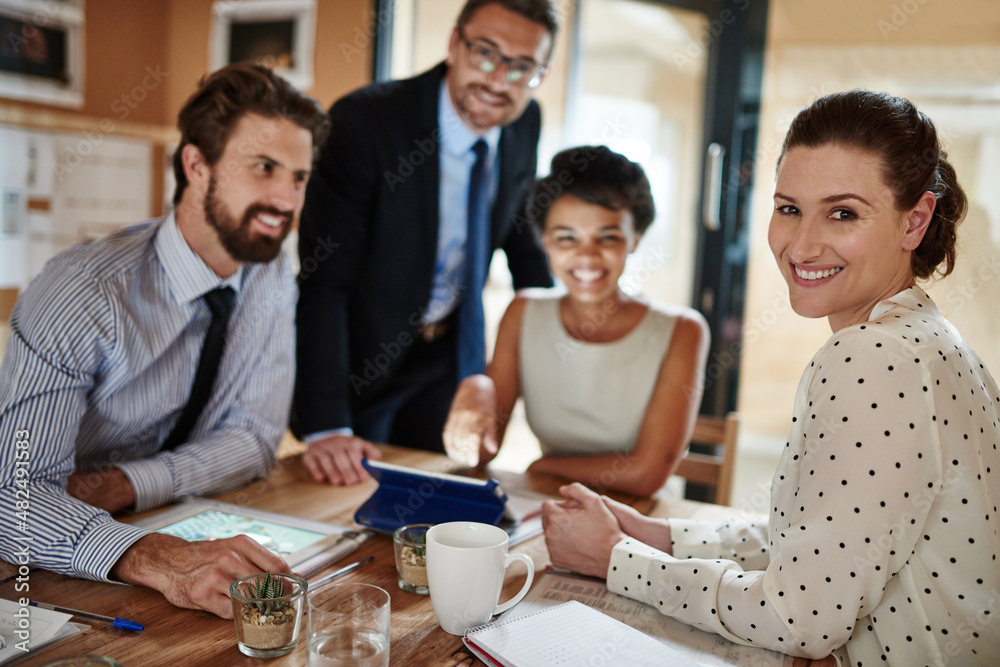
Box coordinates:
[738,0,1000,439]
[164,0,373,117]
[0,0,374,217]
[0,0,174,220]
[0,0,171,124]
[0,0,373,292]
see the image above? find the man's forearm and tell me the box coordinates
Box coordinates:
[67,468,136,514]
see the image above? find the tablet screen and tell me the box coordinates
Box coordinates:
[157,509,328,557]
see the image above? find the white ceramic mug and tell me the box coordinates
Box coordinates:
[426,521,535,635]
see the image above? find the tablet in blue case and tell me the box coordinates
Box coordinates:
[353,459,508,533]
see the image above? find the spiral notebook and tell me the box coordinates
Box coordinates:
[463,600,698,667]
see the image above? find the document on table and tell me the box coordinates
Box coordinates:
[505,573,793,667]
[464,600,698,666]
[0,599,88,665]
[501,489,552,546]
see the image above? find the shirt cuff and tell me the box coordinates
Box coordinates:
[607,536,671,601]
[116,458,174,513]
[607,536,743,635]
[304,428,354,444]
[72,518,150,582]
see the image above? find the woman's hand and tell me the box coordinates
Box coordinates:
[442,374,500,467]
[542,483,627,578]
[601,494,673,554]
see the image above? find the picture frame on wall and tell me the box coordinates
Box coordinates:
[0,0,84,107]
[211,0,315,91]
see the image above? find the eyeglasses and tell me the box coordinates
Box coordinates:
[459,30,547,89]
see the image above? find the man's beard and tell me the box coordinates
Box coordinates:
[204,174,292,264]
[455,82,517,131]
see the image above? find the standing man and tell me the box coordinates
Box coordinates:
[295,0,559,485]
[0,64,330,618]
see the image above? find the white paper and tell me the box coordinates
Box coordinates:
[466,600,697,667]
[502,489,549,523]
[506,573,793,667]
[0,598,75,664]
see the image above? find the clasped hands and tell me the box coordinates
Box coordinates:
[542,482,673,578]
[544,485,837,667]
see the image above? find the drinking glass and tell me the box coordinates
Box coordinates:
[306,582,390,667]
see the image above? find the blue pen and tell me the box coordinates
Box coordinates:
[29,600,144,631]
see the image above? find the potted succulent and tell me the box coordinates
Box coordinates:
[230,572,308,657]
[393,523,431,594]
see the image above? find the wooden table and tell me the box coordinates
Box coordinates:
[1,446,821,666]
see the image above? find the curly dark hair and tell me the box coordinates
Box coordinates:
[779,90,968,279]
[528,145,655,235]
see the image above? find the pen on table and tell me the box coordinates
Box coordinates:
[28,600,144,631]
[308,556,373,588]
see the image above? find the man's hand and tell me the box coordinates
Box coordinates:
[542,483,627,578]
[442,374,499,468]
[111,533,289,619]
[302,434,381,485]
[67,468,136,514]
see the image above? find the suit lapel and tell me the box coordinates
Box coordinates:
[493,124,517,250]
[412,64,447,279]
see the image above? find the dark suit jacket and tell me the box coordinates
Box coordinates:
[294,63,552,437]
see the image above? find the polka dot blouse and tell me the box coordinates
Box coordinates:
[607,287,1000,666]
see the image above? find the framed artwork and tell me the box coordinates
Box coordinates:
[211,0,315,90]
[0,0,84,107]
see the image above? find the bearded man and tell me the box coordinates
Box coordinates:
[0,63,329,619]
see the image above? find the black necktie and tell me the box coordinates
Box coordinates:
[457,139,490,378]
[162,287,236,451]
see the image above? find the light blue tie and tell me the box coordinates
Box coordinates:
[457,139,490,378]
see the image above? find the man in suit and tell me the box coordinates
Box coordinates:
[295,0,559,484]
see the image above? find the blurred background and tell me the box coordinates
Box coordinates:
[1,0,997,511]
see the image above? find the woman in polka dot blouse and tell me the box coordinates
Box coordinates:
[542,90,1000,666]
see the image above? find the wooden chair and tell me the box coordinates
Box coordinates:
[674,412,740,506]
[0,287,17,322]
[0,288,18,356]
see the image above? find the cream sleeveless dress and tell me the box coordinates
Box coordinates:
[518,290,678,455]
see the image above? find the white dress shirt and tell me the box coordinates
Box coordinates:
[0,214,295,581]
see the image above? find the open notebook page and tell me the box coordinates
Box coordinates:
[463,600,697,667]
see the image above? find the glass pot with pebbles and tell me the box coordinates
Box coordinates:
[230,572,307,657]
[393,523,432,594]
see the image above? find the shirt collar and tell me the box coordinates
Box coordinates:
[439,78,501,159]
[155,212,243,305]
[869,284,937,322]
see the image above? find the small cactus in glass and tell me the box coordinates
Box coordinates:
[231,572,307,657]
[246,572,288,616]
